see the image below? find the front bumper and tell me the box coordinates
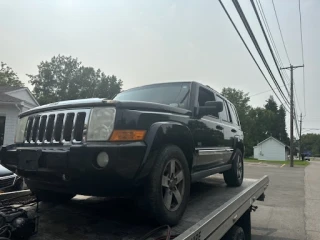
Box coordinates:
[0,142,147,196]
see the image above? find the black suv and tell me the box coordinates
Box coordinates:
[0,82,244,225]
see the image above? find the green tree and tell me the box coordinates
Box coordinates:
[28,55,123,105]
[264,95,278,113]
[221,88,251,124]
[264,96,278,138]
[0,62,24,87]
[278,105,289,144]
[221,89,289,157]
[301,133,320,156]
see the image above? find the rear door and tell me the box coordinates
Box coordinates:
[191,87,225,170]
[215,95,235,163]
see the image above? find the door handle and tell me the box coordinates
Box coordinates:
[216,125,224,130]
[231,129,237,133]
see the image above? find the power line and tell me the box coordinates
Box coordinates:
[257,0,291,86]
[294,82,302,113]
[257,0,291,88]
[251,0,290,98]
[218,0,289,112]
[298,0,306,117]
[258,0,302,115]
[294,105,300,137]
[272,0,291,64]
[249,84,287,97]
[232,0,290,107]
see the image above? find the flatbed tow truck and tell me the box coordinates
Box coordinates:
[0,175,268,240]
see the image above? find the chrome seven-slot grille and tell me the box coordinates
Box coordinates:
[24,109,91,144]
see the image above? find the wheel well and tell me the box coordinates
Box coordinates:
[162,140,194,170]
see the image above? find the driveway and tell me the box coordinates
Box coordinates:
[244,162,306,239]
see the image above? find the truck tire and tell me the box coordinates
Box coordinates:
[223,149,243,187]
[31,189,75,203]
[222,225,245,240]
[145,145,190,226]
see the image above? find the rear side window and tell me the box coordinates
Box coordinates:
[216,95,230,122]
[229,103,240,126]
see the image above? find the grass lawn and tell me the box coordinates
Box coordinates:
[244,158,310,166]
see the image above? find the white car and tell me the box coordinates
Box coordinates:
[304,156,311,161]
[0,165,25,191]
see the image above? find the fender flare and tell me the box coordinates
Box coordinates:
[134,121,195,180]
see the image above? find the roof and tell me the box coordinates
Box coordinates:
[0,86,39,106]
[0,86,25,93]
[254,136,289,148]
[0,93,21,103]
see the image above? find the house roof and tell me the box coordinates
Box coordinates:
[0,86,25,93]
[0,86,39,106]
[254,136,289,148]
[0,93,21,103]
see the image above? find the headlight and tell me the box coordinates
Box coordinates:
[15,117,28,143]
[87,107,116,141]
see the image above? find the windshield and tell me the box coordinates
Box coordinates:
[114,82,191,109]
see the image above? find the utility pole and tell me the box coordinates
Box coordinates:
[299,113,302,160]
[281,64,304,167]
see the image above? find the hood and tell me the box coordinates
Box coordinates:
[116,101,192,115]
[20,98,114,117]
[0,164,14,177]
[20,98,191,117]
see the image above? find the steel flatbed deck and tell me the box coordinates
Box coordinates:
[0,175,269,240]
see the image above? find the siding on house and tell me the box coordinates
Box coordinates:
[0,105,20,146]
[0,88,39,146]
[253,137,286,161]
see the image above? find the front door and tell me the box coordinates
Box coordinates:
[0,116,6,146]
[190,87,225,171]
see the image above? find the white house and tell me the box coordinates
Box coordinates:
[253,136,290,161]
[0,86,39,146]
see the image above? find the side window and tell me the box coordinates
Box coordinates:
[216,95,231,122]
[228,103,238,125]
[198,87,215,106]
[232,104,241,126]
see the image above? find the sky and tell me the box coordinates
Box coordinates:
[0,0,319,136]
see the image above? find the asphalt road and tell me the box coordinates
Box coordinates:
[244,162,307,240]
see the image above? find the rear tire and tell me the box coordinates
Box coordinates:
[223,149,243,187]
[31,189,75,203]
[222,225,245,240]
[145,145,190,226]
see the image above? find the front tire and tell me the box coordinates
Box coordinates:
[223,149,243,187]
[145,145,190,226]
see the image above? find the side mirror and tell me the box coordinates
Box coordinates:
[198,101,223,117]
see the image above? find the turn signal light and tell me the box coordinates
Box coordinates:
[109,130,146,141]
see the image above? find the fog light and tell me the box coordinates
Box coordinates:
[96,152,109,168]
